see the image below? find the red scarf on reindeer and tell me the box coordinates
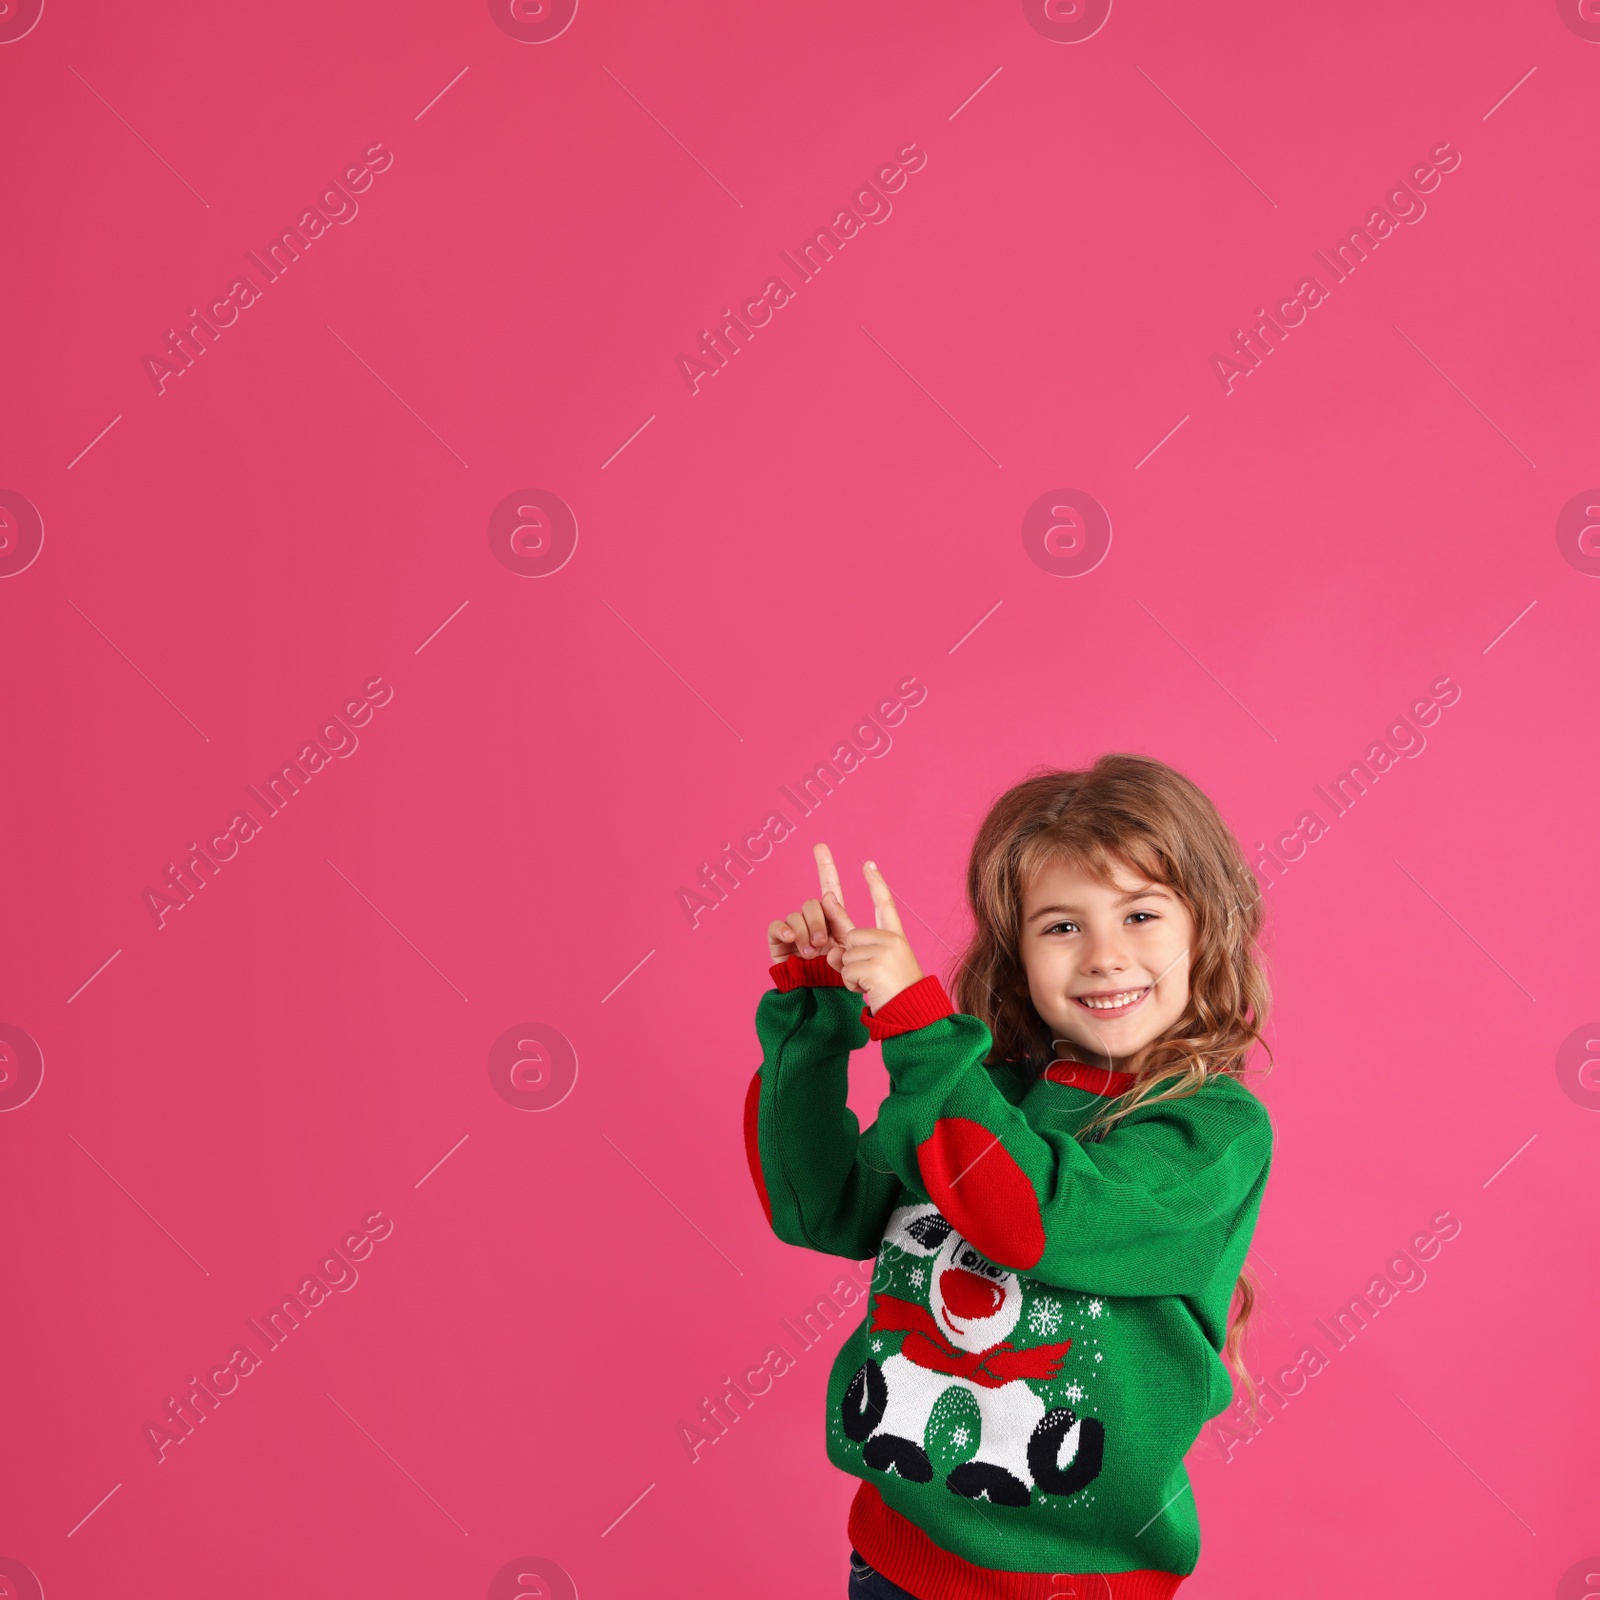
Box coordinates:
[870,1294,1071,1388]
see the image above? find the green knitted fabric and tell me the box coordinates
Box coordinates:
[749,981,1273,1580]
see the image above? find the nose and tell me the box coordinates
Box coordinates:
[1079,921,1130,977]
[939,1268,1003,1320]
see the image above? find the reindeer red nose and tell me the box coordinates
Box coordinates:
[939,1268,1003,1320]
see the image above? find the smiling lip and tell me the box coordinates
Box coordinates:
[1072,987,1149,1018]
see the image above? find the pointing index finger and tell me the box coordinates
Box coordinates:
[814,842,844,904]
[815,842,856,935]
[863,860,904,934]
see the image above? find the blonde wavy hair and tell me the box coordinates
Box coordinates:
[953,754,1273,1413]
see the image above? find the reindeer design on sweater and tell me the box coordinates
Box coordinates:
[842,1204,1106,1507]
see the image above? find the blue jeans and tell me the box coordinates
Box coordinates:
[848,1549,922,1600]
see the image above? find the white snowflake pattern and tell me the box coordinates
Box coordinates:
[871,1338,883,1352]
[1064,1383,1084,1402]
[1027,1298,1064,1337]
[910,1266,926,1289]
[1094,1351,1103,1362]
[951,1426,970,1447]
[1086,1298,1105,1319]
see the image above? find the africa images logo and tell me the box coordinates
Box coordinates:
[0,0,44,44]
[143,678,395,928]
[0,488,44,578]
[141,145,395,396]
[675,144,929,395]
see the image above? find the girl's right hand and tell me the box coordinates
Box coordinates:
[767,843,852,965]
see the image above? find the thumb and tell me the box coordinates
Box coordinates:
[863,861,904,934]
[822,890,856,938]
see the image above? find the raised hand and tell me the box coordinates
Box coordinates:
[767,842,853,964]
[829,860,924,1013]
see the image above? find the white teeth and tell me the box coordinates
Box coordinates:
[1077,989,1147,1010]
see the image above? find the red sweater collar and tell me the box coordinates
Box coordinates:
[1043,1059,1138,1098]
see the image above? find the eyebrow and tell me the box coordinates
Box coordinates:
[1026,887,1174,923]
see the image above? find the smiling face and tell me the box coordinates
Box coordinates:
[1019,855,1194,1073]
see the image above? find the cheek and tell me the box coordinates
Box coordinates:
[1021,943,1066,997]
[1155,952,1192,1011]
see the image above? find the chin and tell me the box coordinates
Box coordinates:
[1056,1024,1162,1064]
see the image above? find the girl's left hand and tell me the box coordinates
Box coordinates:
[824,860,924,1013]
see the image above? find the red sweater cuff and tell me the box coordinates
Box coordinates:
[769,954,846,991]
[863,975,955,1039]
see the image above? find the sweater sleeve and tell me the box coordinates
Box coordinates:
[869,980,1274,1296]
[745,962,903,1261]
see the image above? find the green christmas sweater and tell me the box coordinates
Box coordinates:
[743,958,1274,1600]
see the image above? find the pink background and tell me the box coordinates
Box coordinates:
[2,1,1598,1595]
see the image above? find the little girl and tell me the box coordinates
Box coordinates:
[744,755,1274,1599]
